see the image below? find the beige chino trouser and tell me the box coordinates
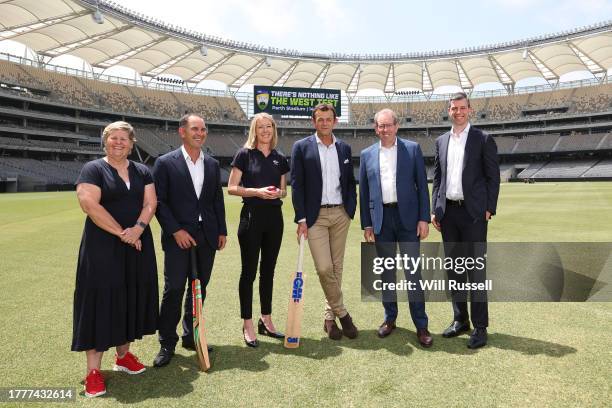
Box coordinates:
[307,206,351,321]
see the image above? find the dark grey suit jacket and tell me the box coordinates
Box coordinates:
[153,147,227,251]
[431,126,500,221]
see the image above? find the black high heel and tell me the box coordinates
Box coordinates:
[258,318,284,339]
[242,327,259,348]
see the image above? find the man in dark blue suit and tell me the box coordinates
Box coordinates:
[291,103,358,340]
[359,108,433,347]
[152,113,227,367]
[431,92,500,349]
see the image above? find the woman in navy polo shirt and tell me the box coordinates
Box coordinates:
[228,113,289,347]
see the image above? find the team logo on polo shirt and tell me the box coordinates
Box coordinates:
[256,89,270,110]
[273,159,279,165]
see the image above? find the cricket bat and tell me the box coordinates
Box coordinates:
[284,234,306,349]
[190,247,210,371]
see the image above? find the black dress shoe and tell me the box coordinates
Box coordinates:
[467,328,487,349]
[181,338,196,351]
[258,318,284,339]
[243,328,259,348]
[153,347,174,368]
[377,320,396,338]
[442,321,470,338]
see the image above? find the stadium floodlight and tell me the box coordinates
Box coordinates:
[92,10,104,24]
[92,0,104,25]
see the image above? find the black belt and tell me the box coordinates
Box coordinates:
[446,199,464,207]
[383,202,398,208]
[320,204,342,208]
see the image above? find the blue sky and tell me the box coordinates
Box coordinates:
[120,0,612,54]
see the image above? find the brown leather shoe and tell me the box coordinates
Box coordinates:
[323,319,342,340]
[377,320,396,338]
[338,313,358,339]
[416,328,433,348]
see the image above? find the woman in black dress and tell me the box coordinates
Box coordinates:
[73,121,158,397]
[228,113,289,347]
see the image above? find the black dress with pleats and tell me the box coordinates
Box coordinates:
[71,159,158,352]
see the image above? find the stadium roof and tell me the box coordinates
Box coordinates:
[1,0,611,93]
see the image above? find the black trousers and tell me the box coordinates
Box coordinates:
[237,204,284,319]
[440,202,489,328]
[158,226,216,350]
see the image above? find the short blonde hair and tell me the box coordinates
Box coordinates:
[244,113,278,149]
[102,121,136,153]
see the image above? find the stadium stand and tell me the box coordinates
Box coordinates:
[582,159,612,177]
[17,64,95,107]
[554,132,607,152]
[517,163,547,179]
[572,84,612,113]
[531,160,598,178]
[205,131,244,157]
[0,60,34,89]
[405,135,436,157]
[81,77,143,114]
[2,53,612,190]
[493,136,518,154]
[0,157,76,184]
[133,126,173,157]
[513,134,560,154]
[129,86,182,118]
[408,100,447,125]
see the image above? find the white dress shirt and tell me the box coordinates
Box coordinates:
[379,138,398,204]
[445,123,470,200]
[316,133,343,206]
[181,145,204,220]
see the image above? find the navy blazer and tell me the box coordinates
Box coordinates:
[431,126,500,222]
[291,134,357,228]
[359,138,430,234]
[153,147,227,251]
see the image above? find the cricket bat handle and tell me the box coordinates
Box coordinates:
[296,234,305,272]
[190,246,198,280]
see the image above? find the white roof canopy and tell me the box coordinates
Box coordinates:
[1,0,610,93]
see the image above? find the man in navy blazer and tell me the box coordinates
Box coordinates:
[431,92,500,349]
[359,108,433,347]
[291,103,358,340]
[152,113,227,367]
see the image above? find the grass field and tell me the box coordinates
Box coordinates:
[0,182,611,407]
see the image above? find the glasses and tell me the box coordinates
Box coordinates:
[376,123,396,130]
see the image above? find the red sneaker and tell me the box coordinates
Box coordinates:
[113,351,146,374]
[84,369,106,398]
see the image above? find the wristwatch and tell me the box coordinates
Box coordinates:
[136,221,147,229]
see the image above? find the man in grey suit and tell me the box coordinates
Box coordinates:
[359,108,433,347]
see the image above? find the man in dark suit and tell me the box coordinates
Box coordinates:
[152,113,227,367]
[431,92,500,349]
[291,103,358,340]
[359,108,432,347]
